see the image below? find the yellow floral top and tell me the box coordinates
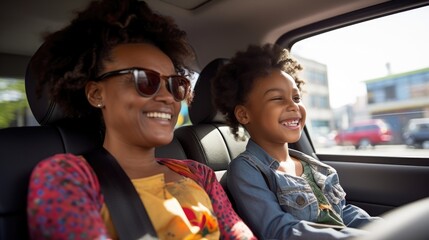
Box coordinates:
[27,156,256,240]
[100,174,220,240]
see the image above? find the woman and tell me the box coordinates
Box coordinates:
[26,0,255,239]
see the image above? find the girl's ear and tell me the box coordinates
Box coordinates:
[85,81,104,108]
[234,105,250,125]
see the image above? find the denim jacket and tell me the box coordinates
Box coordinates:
[227,139,379,239]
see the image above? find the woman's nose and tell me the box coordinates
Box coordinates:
[153,79,175,103]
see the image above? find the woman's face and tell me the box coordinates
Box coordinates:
[94,43,182,148]
[239,69,306,147]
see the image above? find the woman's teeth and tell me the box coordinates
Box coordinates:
[147,112,172,120]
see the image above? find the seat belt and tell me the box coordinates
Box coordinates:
[84,147,158,240]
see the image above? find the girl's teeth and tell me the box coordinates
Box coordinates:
[282,120,299,126]
[147,112,172,120]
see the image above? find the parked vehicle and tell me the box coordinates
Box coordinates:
[1,0,428,239]
[403,118,429,149]
[334,119,393,149]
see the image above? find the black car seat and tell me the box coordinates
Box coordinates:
[0,46,187,240]
[175,58,249,181]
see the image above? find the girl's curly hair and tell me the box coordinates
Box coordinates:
[212,43,304,140]
[31,0,196,119]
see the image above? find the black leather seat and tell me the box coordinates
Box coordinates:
[175,58,249,180]
[0,46,187,239]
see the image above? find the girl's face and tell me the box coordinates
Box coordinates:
[237,69,306,147]
[90,43,182,148]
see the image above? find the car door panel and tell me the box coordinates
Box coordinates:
[320,155,429,216]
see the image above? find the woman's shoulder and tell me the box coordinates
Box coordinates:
[32,153,98,181]
[158,158,212,171]
[35,153,82,166]
[157,158,216,183]
[36,153,87,168]
[157,158,214,176]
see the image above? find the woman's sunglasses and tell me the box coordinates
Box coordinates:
[96,67,191,102]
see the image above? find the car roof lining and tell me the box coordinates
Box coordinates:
[0,0,389,68]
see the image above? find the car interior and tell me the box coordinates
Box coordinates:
[1,0,429,239]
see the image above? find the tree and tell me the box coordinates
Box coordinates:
[0,79,28,128]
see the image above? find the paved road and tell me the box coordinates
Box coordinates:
[316,144,429,157]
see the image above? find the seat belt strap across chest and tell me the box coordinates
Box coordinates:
[84,147,158,240]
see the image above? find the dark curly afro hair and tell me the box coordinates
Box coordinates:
[31,0,196,119]
[212,43,304,140]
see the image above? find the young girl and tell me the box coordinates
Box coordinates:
[212,44,380,239]
[26,0,255,239]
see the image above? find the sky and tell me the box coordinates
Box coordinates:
[291,6,429,108]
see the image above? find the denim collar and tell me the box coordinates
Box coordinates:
[245,139,280,170]
[245,138,335,176]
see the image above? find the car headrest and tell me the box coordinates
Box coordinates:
[189,58,228,125]
[25,43,67,126]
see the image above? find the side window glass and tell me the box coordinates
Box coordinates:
[175,71,198,128]
[0,78,36,128]
[291,6,429,156]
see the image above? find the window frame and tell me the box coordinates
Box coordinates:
[276,0,429,166]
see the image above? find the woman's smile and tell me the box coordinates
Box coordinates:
[146,111,172,120]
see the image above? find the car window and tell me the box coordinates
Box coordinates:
[290,6,429,157]
[0,77,36,128]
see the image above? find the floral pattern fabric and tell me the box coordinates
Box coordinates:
[27,154,256,240]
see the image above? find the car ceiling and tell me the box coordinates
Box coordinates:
[0,0,387,75]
